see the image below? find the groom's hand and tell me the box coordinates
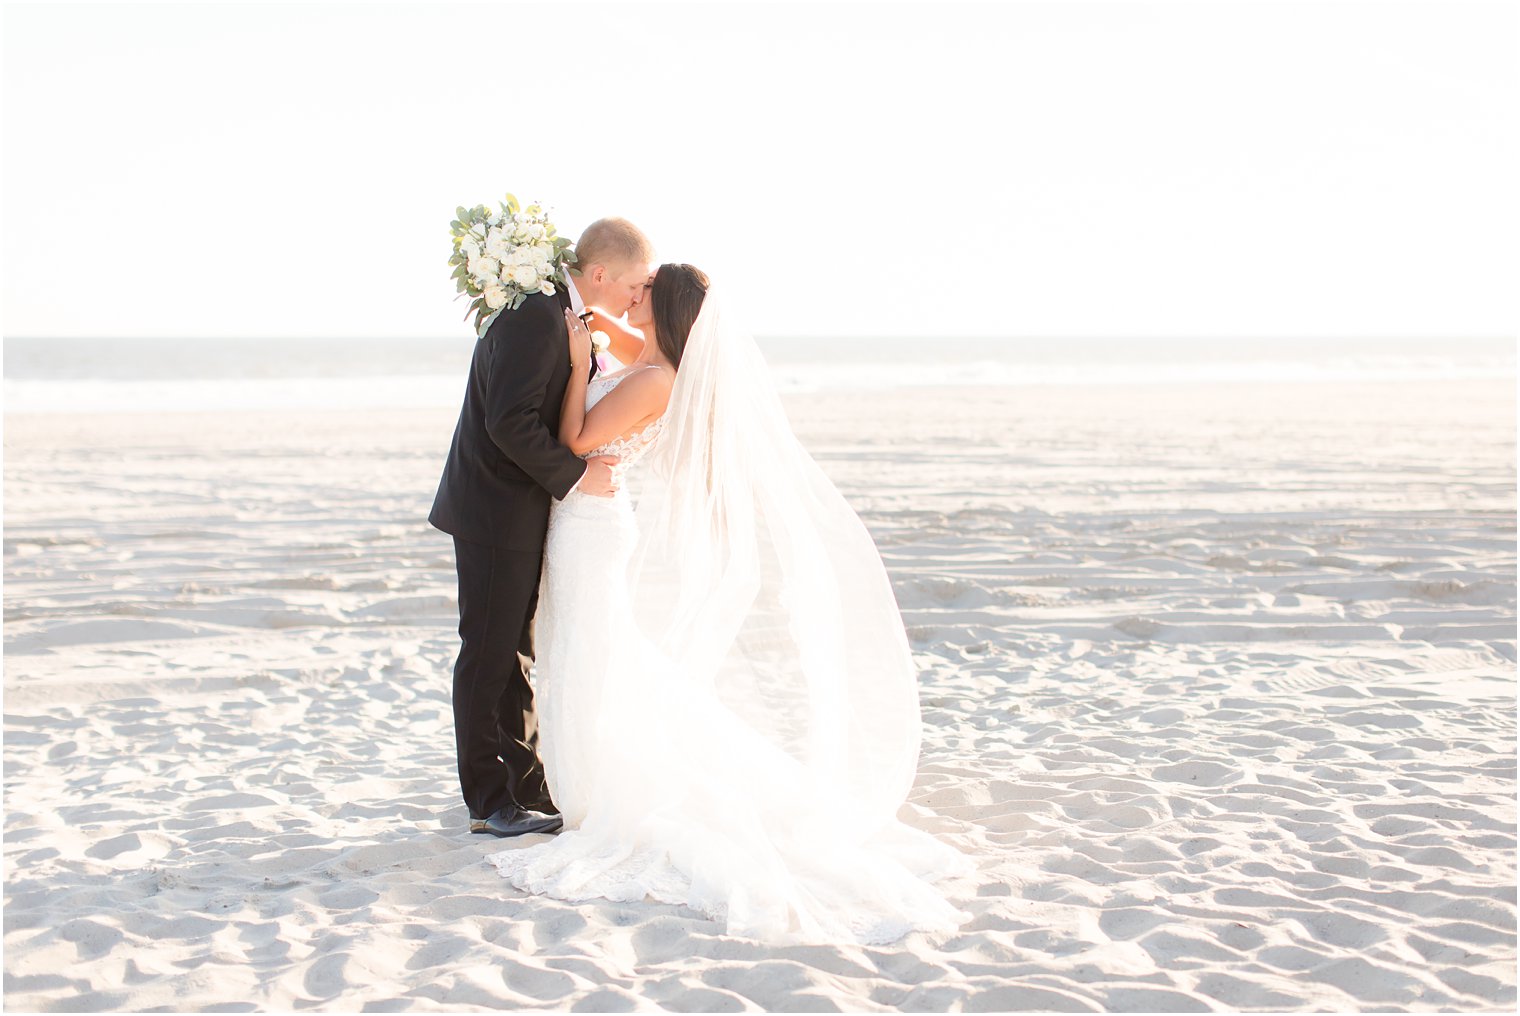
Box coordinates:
[577,456,620,498]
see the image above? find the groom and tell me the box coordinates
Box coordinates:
[429,217,656,838]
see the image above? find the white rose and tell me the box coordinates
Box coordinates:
[531,246,551,271]
[460,238,481,260]
[469,256,500,280]
[526,222,546,240]
[482,284,508,310]
[511,263,540,289]
[535,240,555,260]
[484,226,510,259]
[540,281,557,296]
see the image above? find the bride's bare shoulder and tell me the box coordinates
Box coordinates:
[639,362,676,387]
[590,364,672,420]
[614,364,675,399]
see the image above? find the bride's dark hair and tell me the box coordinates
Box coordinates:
[650,263,710,368]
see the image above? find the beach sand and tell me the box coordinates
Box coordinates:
[4,378,1515,1011]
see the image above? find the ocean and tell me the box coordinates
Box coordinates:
[3,336,1512,414]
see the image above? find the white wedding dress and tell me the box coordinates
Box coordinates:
[530,364,668,833]
[487,299,972,945]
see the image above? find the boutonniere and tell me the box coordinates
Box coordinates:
[590,329,610,372]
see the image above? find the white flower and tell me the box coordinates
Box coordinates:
[535,240,555,260]
[540,281,557,296]
[526,222,546,240]
[484,226,510,259]
[590,330,610,354]
[469,256,500,283]
[483,284,508,310]
[511,263,540,289]
[460,238,481,260]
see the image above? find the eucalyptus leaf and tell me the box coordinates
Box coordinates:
[477,307,500,337]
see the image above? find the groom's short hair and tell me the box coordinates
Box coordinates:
[574,217,653,273]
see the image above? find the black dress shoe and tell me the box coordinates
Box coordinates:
[470,806,563,838]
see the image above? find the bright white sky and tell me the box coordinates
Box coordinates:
[3,0,1515,339]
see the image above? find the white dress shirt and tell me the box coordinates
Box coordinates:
[563,273,586,317]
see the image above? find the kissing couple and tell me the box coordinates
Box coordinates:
[429,215,971,945]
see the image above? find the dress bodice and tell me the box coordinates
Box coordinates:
[581,366,667,474]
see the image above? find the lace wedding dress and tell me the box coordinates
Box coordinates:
[487,306,972,945]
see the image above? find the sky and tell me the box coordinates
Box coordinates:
[3,0,1516,340]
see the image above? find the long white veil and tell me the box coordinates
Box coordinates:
[609,290,973,940]
[628,291,922,822]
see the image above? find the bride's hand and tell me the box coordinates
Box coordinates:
[564,308,591,367]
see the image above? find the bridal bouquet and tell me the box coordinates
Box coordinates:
[447,195,576,336]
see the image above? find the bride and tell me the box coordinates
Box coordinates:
[487,264,973,945]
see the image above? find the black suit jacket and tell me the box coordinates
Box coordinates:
[428,289,593,551]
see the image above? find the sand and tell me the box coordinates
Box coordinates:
[3,378,1515,1011]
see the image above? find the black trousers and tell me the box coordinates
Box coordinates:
[450,535,556,819]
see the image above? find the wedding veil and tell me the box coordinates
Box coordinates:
[626,290,945,846]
